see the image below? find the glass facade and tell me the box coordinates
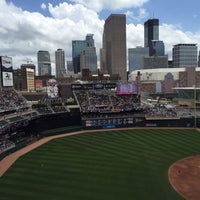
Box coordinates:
[149,40,165,56]
[37,50,51,76]
[80,47,97,72]
[72,41,87,73]
[72,34,95,73]
[128,47,149,73]
[144,19,159,48]
[173,44,198,67]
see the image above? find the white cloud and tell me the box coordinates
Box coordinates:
[125,8,148,22]
[41,3,47,10]
[70,0,149,12]
[160,24,200,59]
[0,0,200,75]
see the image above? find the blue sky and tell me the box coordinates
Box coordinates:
[6,0,200,32]
[2,0,200,73]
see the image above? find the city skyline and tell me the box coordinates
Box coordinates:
[2,0,200,75]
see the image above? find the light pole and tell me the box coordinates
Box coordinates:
[194,86,197,128]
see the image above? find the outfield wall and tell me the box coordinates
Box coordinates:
[0,111,197,161]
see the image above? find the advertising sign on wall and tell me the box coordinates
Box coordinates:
[1,56,13,87]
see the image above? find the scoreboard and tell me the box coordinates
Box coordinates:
[83,117,135,128]
[71,83,117,90]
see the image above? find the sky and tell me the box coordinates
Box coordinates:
[2,0,200,74]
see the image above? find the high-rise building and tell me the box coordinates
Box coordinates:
[101,14,127,81]
[144,19,159,48]
[143,55,168,69]
[85,34,95,47]
[67,61,73,72]
[13,68,35,92]
[149,40,165,56]
[173,44,198,68]
[80,46,97,73]
[21,64,36,76]
[128,47,149,73]
[72,40,87,74]
[198,51,200,67]
[72,34,95,74]
[55,49,66,78]
[143,18,168,69]
[37,50,51,76]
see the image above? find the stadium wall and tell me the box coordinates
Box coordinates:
[0,111,197,161]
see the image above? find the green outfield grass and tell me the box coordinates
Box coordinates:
[1,129,200,200]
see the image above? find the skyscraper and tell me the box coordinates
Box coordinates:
[72,34,96,74]
[72,40,87,73]
[173,44,198,68]
[55,49,66,78]
[85,33,95,47]
[149,40,165,56]
[37,50,51,76]
[101,14,127,81]
[144,19,159,48]
[80,46,97,72]
[128,47,149,73]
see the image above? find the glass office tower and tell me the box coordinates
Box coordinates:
[144,19,159,48]
[37,50,51,76]
[173,44,198,67]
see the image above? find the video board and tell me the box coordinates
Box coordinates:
[71,83,116,90]
[116,83,137,94]
[84,117,134,127]
[47,79,58,98]
[1,56,13,87]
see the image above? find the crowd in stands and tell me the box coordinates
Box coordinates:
[0,88,27,114]
[0,86,195,156]
[73,89,182,120]
[0,139,15,154]
[110,94,140,111]
[145,104,178,118]
[74,90,140,113]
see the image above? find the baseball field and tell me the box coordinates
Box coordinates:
[0,128,200,199]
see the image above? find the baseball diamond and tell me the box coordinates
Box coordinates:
[0,128,200,199]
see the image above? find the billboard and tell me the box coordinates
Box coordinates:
[116,83,137,94]
[84,117,135,127]
[1,56,13,87]
[71,83,117,91]
[47,79,58,98]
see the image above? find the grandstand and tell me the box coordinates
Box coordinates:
[0,88,28,114]
[1,82,200,159]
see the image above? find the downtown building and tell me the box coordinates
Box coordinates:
[13,68,35,92]
[128,47,149,73]
[143,18,168,69]
[55,49,66,79]
[172,44,198,68]
[129,18,167,72]
[80,46,97,73]
[101,14,127,82]
[37,50,52,76]
[72,34,97,74]
[144,18,159,48]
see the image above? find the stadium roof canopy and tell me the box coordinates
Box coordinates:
[129,67,200,82]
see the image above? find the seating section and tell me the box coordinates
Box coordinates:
[0,88,27,113]
[74,90,140,113]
